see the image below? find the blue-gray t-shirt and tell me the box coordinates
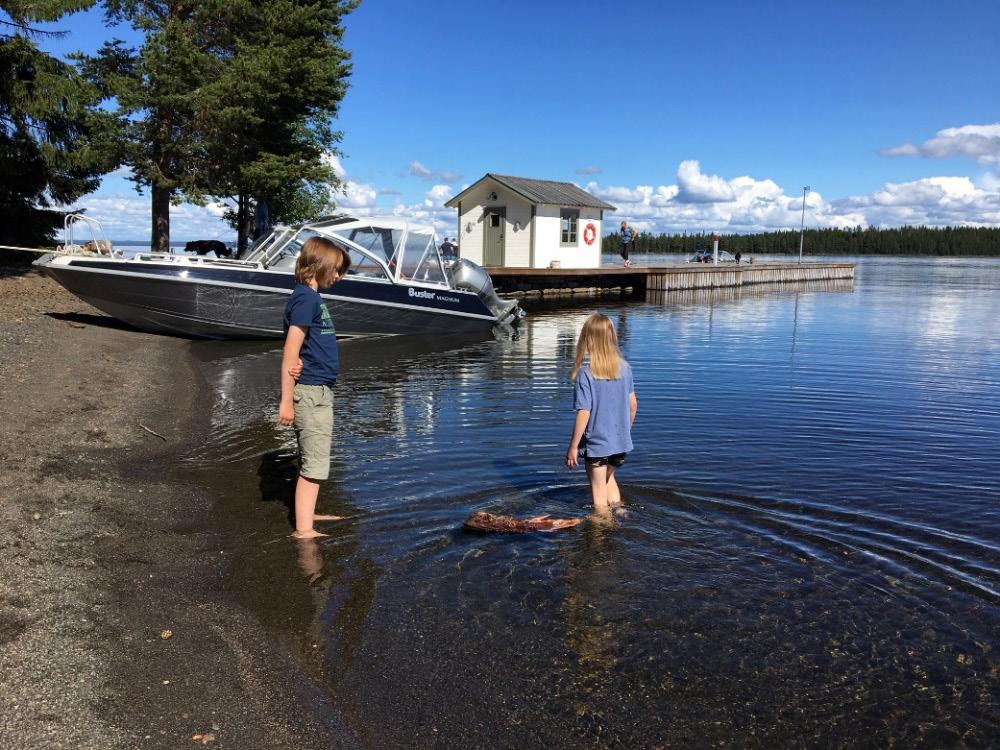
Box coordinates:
[283,284,339,386]
[573,360,634,457]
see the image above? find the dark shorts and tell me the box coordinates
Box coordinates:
[584,452,626,468]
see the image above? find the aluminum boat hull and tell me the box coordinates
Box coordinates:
[37,256,504,339]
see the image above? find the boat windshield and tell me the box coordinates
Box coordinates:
[327,225,401,277]
[240,231,278,260]
[259,227,391,280]
[398,232,447,285]
[252,220,446,285]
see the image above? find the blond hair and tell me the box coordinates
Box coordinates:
[572,313,621,380]
[294,236,351,287]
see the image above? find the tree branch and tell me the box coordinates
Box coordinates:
[0,18,68,37]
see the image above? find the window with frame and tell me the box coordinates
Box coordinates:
[560,209,579,246]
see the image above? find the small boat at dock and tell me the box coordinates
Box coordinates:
[34,214,521,339]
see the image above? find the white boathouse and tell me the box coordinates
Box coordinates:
[444,174,616,269]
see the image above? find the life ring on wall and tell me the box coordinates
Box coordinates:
[583,223,597,245]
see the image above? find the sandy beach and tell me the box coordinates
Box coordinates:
[0,257,350,749]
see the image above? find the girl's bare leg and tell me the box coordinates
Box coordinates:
[292,475,327,538]
[606,465,622,508]
[586,463,612,518]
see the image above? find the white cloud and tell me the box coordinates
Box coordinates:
[408,160,432,178]
[879,143,920,158]
[406,160,461,184]
[68,195,233,242]
[322,152,348,179]
[333,180,377,210]
[879,123,1000,166]
[585,163,1000,233]
[73,139,1000,241]
[423,184,452,208]
[676,160,735,203]
[835,176,1000,227]
[977,172,1000,192]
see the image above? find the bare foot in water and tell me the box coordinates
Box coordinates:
[610,502,628,519]
[589,508,616,526]
[313,514,347,522]
[291,529,328,539]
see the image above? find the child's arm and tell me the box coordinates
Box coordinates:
[629,392,638,426]
[565,409,590,468]
[278,326,307,426]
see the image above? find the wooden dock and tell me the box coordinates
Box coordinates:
[486,262,855,297]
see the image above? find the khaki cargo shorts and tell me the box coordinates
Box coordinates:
[293,383,333,480]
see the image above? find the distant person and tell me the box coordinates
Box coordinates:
[278,237,352,539]
[619,221,636,268]
[565,313,638,519]
[439,236,457,259]
[735,251,742,264]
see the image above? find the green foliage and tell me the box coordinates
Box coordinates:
[80,0,357,251]
[0,1,119,246]
[603,226,1000,257]
[199,0,357,251]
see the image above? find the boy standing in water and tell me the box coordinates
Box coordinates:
[277,237,351,538]
[566,314,638,518]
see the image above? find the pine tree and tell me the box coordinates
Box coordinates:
[82,0,357,253]
[81,1,229,251]
[202,0,358,253]
[0,1,118,247]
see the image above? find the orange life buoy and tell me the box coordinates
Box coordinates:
[583,222,597,245]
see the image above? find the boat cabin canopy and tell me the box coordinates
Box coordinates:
[243,215,449,287]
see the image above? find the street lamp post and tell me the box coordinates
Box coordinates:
[798,185,810,263]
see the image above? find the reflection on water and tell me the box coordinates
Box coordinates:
[185,258,1000,748]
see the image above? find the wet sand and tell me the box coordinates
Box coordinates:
[0,258,351,749]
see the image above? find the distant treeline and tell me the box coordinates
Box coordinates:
[603,226,1000,257]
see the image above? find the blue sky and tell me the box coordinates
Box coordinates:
[35,0,1000,240]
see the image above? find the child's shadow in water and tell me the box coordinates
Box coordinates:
[257,450,300,528]
[257,449,354,529]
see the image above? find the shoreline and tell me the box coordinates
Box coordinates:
[0,262,352,748]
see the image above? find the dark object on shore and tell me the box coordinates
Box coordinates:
[463,511,582,533]
[185,240,231,258]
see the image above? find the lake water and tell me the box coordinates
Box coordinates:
[184,256,1000,748]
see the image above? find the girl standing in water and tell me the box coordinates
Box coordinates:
[565,314,638,518]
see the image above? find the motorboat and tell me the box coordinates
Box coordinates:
[34,214,521,339]
[686,249,738,263]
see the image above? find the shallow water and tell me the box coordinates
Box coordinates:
[184,257,1000,748]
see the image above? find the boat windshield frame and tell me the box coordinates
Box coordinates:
[247,218,452,289]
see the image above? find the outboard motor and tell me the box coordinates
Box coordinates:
[447,258,521,324]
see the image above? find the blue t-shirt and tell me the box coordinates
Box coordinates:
[573,360,634,457]
[283,284,339,386]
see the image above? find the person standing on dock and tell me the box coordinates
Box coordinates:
[439,236,457,260]
[619,221,636,268]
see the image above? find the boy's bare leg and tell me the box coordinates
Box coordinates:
[586,464,612,518]
[292,475,327,538]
